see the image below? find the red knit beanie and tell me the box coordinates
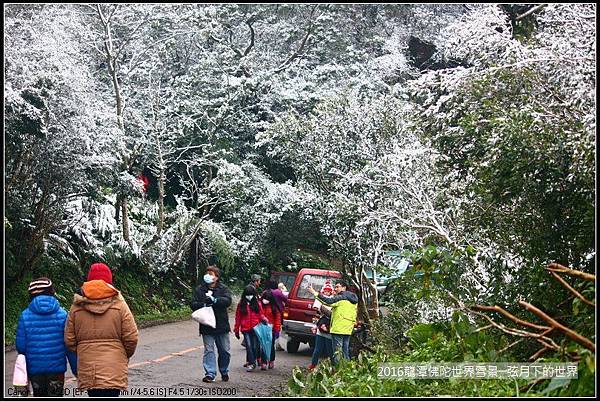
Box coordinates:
[87,262,113,284]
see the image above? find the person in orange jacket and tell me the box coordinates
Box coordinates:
[64,263,138,397]
[260,289,282,370]
[234,285,268,372]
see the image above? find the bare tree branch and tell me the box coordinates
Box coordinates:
[529,346,550,361]
[548,270,595,307]
[518,300,595,352]
[516,4,548,21]
[274,5,319,74]
[243,19,255,57]
[546,263,595,282]
[471,305,551,331]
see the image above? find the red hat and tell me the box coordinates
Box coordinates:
[87,262,113,284]
[321,279,334,296]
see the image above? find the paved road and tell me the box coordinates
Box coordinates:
[5,310,312,397]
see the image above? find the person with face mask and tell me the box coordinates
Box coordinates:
[190,265,232,383]
[234,285,268,372]
[260,290,282,370]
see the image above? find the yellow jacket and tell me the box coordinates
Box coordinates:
[316,291,358,335]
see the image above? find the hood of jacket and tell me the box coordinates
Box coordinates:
[73,280,121,314]
[28,294,60,315]
[341,290,359,304]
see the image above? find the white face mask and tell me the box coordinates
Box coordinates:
[262,299,270,304]
[245,295,254,301]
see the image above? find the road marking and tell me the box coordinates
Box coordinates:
[129,361,152,368]
[64,345,204,385]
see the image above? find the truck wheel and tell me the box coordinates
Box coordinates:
[287,338,300,354]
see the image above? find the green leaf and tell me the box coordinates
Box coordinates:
[541,377,571,395]
[292,371,306,389]
[465,244,476,256]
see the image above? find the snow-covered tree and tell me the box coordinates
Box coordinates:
[5,4,118,279]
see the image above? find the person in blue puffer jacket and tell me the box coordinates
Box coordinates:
[16,277,77,397]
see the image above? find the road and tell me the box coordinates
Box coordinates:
[4,311,312,397]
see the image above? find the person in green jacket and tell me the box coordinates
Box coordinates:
[308,280,358,363]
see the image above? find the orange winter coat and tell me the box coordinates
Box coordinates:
[64,280,138,390]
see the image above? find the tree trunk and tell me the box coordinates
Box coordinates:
[154,129,165,236]
[202,166,214,218]
[21,189,52,280]
[357,265,376,325]
[121,198,132,245]
[115,194,122,223]
[361,268,380,320]
[157,167,165,236]
[346,263,371,325]
[97,5,131,246]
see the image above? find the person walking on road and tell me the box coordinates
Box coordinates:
[64,263,138,397]
[308,280,357,364]
[264,280,288,319]
[190,265,233,383]
[234,285,268,372]
[249,274,262,294]
[16,277,78,397]
[241,274,263,351]
[260,289,282,370]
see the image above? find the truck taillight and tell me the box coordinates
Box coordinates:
[283,311,289,319]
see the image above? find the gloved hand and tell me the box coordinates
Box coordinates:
[274,331,280,339]
[235,331,240,340]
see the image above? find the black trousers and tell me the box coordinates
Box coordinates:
[30,373,65,397]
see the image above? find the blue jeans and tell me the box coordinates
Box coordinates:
[331,334,351,363]
[202,333,231,378]
[311,334,333,366]
[242,331,260,365]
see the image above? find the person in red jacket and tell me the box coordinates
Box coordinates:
[234,285,268,372]
[260,289,282,370]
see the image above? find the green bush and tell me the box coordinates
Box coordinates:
[288,346,526,397]
[289,310,595,397]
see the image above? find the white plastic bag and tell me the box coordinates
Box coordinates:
[192,306,216,328]
[13,354,28,386]
[312,298,322,310]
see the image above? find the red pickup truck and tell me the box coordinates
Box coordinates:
[280,268,348,353]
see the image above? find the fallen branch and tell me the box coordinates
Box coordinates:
[557,295,575,308]
[519,377,547,393]
[472,305,550,331]
[499,338,524,354]
[518,300,595,352]
[548,270,595,307]
[473,324,493,333]
[535,338,559,352]
[467,308,559,348]
[546,263,595,281]
[529,346,550,361]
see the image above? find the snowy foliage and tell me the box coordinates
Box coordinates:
[5,4,594,314]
